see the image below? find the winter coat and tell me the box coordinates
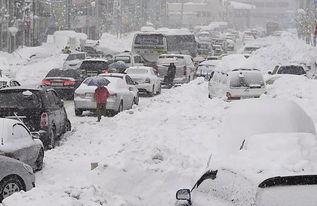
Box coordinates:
[167,65,176,79]
[94,87,110,104]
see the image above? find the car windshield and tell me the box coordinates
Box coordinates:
[0,90,41,108]
[114,56,131,64]
[277,66,306,75]
[126,69,148,74]
[230,72,264,88]
[257,185,317,206]
[46,69,80,78]
[66,53,85,61]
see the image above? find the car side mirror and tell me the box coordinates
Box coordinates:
[31,132,40,139]
[268,71,272,75]
[134,81,138,85]
[176,189,192,205]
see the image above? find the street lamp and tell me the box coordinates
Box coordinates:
[8,26,18,52]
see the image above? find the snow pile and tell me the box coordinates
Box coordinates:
[243,33,317,71]
[99,33,135,53]
[216,54,247,72]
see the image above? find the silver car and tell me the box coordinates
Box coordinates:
[0,118,44,171]
[74,76,135,116]
[0,156,35,202]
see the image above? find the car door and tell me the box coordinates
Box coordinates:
[52,90,66,135]
[125,75,138,98]
[119,79,134,109]
[10,123,38,166]
[46,91,62,135]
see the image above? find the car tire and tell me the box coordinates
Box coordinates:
[75,109,83,116]
[35,149,44,171]
[149,86,155,97]
[134,95,139,105]
[119,101,124,112]
[48,128,56,149]
[208,94,212,99]
[0,176,24,202]
[156,84,161,95]
[64,120,71,133]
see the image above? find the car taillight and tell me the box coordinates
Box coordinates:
[41,80,52,85]
[103,70,109,74]
[64,80,76,86]
[183,66,187,76]
[145,78,151,83]
[226,92,232,100]
[0,152,7,156]
[40,113,48,128]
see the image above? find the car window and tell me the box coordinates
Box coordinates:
[47,91,59,107]
[126,76,135,85]
[0,90,41,108]
[230,72,264,88]
[134,56,142,64]
[277,66,306,75]
[12,124,31,141]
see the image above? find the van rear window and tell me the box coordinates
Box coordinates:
[0,90,41,108]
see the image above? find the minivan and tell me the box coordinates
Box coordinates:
[157,54,195,84]
[208,69,266,100]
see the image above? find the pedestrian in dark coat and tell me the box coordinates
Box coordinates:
[94,85,110,122]
[167,63,176,87]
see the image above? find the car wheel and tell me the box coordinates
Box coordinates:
[134,95,139,105]
[75,109,83,116]
[48,128,56,149]
[64,120,71,133]
[156,84,161,95]
[119,101,124,112]
[149,86,155,97]
[35,149,44,171]
[0,176,24,202]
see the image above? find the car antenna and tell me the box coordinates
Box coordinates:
[13,112,23,123]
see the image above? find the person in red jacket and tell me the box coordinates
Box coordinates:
[94,85,110,122]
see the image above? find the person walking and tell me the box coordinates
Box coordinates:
[166,63,176,87]
[94,84,110,122]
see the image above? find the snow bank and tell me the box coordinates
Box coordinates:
[243,33,317,72]
[99,33,135,53]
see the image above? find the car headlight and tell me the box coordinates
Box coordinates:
[23,163,34,174]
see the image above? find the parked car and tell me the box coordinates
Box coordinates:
[41,69,82,100]
[241,45,261,58]
[208,69,266,100]
[78,59,110,79]
[269,64,307,76]
[99,73,139,105]
[63,52,86,69]
[125,66,161,96]
[195,60,220,77]
[157,54,195,85]
[0,87,71,148]
[0,76,20,89]
[114,51,144,67]
[176,99,317,206]
[0,118,44,171]
[0,156,35,202]
[74,76,135,116]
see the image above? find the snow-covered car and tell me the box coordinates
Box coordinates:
[241,45,261,58]
[266,64,308,84]
[0,156,35,202]
[157,54,195,84]
[78,59,110,79]
[226,39,235,51]
[114,51,144,68]
[63,52,86,69]
[176,99,317,206]
[208,69,266,100]
[0,118,44,171]
[0,76,20,89]
[195,60,220,77]
[125,66,161,96]
[74,76,135,116]
[99,73,139,105]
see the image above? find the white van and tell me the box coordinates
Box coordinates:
[114,51,144,67]
[208,69,266,100]
[157,54,195,84]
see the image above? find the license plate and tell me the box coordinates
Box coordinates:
[87,72,97,76]
[52,82,63,86]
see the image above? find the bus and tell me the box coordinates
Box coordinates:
[132,29,197,63]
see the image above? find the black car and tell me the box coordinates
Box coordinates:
[78,59,110,79]
[0,87,71,148]
[41,69,82,100]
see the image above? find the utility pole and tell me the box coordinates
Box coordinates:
[180,0,184,27]
[96,0,100,39]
